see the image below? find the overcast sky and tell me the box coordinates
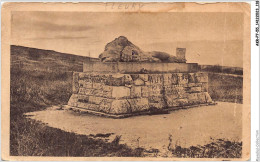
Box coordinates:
[11,11,244,67]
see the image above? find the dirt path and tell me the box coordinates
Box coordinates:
[25,102,242,156]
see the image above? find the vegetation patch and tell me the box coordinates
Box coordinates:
[168,136,242,158]
[11,113,144,157]
[208,73,243,104]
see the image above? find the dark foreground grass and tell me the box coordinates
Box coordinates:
[10,112,144,156]
[168,137,242,158]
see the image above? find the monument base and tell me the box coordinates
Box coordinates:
[65,102,217,119]
[67,72,214,118]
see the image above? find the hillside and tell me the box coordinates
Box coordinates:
[11,45,99,72]
[199,65,243,75]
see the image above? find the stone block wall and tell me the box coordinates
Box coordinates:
[68,72,213,115]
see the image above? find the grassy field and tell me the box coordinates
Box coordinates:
[199,64,243,104]
[208,73,243,104]
[10,45,243,157]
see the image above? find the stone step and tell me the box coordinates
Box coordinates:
[65,102,217,119]
[68,92,213,114]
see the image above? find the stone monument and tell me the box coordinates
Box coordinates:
[67,36,214,118]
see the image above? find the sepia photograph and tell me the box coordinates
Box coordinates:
[1,2,251,161]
